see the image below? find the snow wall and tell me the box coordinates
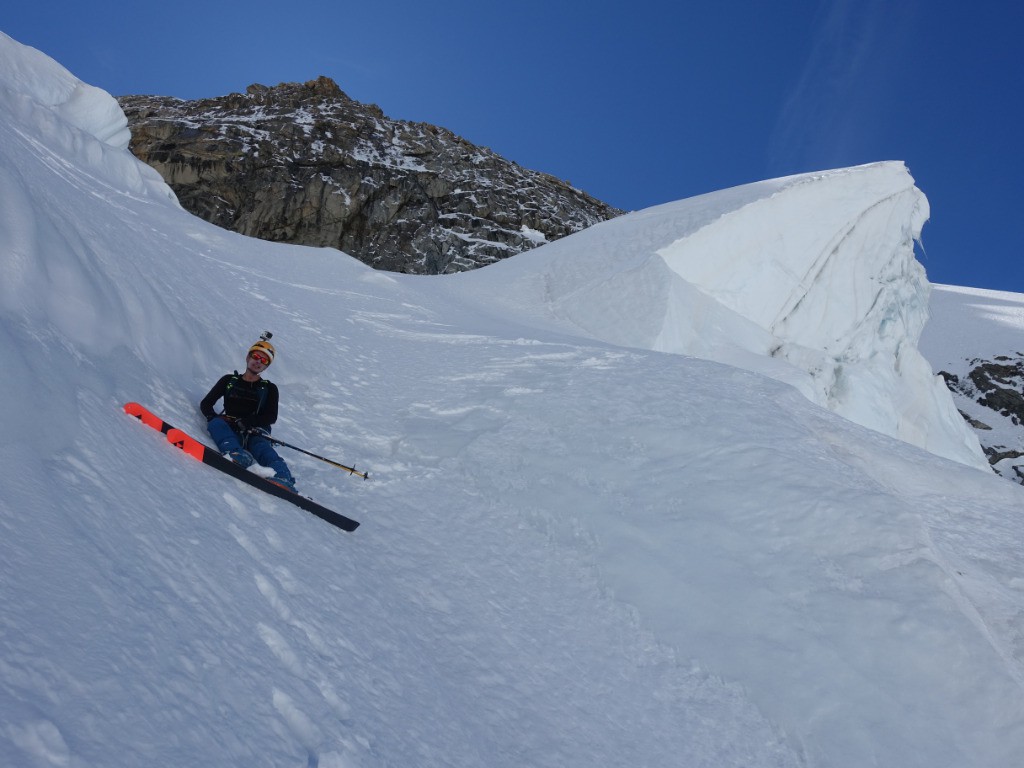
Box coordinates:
[452,163,989,471]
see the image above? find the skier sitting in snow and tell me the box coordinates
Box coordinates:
[200,337,297,492]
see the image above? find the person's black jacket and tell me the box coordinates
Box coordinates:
[200,373,279,429]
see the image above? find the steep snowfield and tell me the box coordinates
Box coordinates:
[3,32,1024,768]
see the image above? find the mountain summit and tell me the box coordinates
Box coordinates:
[119,77,621,274]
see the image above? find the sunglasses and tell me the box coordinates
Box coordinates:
[249,352,270,366]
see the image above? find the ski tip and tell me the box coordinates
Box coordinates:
[124,402,166,432]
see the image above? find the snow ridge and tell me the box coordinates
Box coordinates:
[451,162,988,470]
[0,31,130,149]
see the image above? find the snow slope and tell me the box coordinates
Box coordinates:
[3,31,1024,768]
[443,162,987,471]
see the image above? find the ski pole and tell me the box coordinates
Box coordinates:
[263,435,369,480]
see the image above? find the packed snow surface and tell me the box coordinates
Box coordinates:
[2,31,1024,768]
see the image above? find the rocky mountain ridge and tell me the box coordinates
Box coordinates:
[119,77,622,274]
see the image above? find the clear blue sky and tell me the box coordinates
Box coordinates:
[5,0,1022,291]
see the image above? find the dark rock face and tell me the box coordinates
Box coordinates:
[967,361,1024,424]
[940,354,1024,481]
[119,77,622,274]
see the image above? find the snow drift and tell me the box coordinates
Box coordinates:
[4,31,1024,768]
[0,31,132,150]
[448,163,987,471]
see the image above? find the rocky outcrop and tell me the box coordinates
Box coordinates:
[118,77,622,273]
[940,355,1024,480]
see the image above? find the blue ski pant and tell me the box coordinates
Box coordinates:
[207,417,294,481]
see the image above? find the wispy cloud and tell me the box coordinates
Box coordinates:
[768,0,918,176]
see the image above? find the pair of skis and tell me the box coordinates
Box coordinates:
[124,402,359,533]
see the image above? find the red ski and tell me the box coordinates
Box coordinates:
[124,402,359,533]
